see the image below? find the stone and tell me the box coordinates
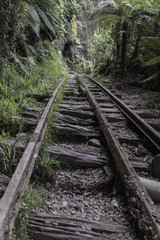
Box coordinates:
[52,204,59,210]
[70,210,76,215]
[68,202,82,210]
[88,139,102,148]
[46,201,52,206]
[152,154,160,179]
[61,201,68,208]
[135,145,149,156]
[0,175,11,198]
[46,182,51,189]
[111,199,119,208]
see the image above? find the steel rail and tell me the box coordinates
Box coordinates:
[0,79,65,240]
[85,75,160,152]
[78,77,160,240]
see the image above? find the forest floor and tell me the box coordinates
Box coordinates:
[118,85,160,111]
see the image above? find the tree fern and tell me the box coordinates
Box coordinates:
[11,52,28,75]
[144,56,160,66]
[37,7,56,35]
[26,4,41,37]
[97,0,117,9]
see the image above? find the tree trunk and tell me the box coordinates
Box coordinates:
[116,22,121,63]
[121,20,128,78]
[131,36,141,60]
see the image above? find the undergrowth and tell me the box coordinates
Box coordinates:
[0,45,68,131]
[11,185,42,240]
[34,78,68,180]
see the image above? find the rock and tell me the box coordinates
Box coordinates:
[0,175,11,198]
[88,139,102,148]
[114,82,124,90]
[135,145,149,156]
[94,209,102,215]
[46,201,52,206]
[111,199,119,208]
[87,206,92,211]
[68,202,82,210]
[61,201,68,208]
[152,154,160,179]
[52,204,59,211]
[70,210,76,215]
[46,182,51,189]
[16,132,29,138]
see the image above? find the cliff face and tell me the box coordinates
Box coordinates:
[62,0,99,73]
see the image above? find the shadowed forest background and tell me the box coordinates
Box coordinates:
[1,0,160,88]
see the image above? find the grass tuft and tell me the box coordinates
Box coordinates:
[11,185,43,240]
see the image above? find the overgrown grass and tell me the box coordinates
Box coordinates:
[43,79,67,144]
[11,185,43,240]
[34,78,68,179]
[0,46,68,130]
[0,131,24,176]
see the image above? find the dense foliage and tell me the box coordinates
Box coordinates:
[0,0,71,138]
[90,0,160,89]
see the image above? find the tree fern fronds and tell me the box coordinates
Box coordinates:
[27,45,38,55]
[11,52,28,75]
[136,22,153,35]
[131,9,157,20]
[123,2,134,10]
[97,0,117,9]
[90,7,119,20]
[47,12,61,25]
[26,4,41,37]
[144,56,160,66]
[142,37,160,48]
[129,0,150,9]
[98,14,121,26]
[140,71,160,83]
[37,7,56,35]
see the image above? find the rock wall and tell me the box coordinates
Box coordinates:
[62,0,100,73]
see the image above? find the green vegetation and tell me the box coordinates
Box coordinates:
[1,0,160,238]
[39,144,61,179]
[0,0,69,130]
[0,140,17,176]
[0,43,68,129]
[35,79,68,180]
[11,185,42,240]
[90,0,160,89]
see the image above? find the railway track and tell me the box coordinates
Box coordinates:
[0,74,160,239]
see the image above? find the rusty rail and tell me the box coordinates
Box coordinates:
[78,77,160,240]
[85,75,160,152]
[0,80,65,240]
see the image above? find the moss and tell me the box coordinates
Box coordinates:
[70,15,82,46]
[83,60,94,73]
[75,39,81,45]
[77,20,83,29]
[71,14,78,41]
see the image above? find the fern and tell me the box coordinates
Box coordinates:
[27,4,41,37]
[97,0,116,9]
[27,45,38,55]
[20,2,41,37]
[144,56,160,66]
[140,71,160,83]
[37,7,56,35]
[98,14,121,26]
[142,36,160,48]
[11,53,28,75]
